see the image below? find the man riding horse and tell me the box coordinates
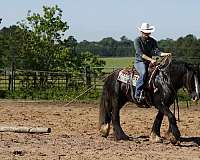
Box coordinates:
[99,23,199,143]
[134,22,172,103]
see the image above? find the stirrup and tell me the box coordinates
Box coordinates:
[136,96,145,103]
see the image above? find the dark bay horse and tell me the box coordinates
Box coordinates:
[99,58,199,144]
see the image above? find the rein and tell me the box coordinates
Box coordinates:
[157,56,172,70]
[157,56,177,95]
[148,56,172,90]
[148,56,171,85]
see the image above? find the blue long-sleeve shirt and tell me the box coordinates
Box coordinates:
[134,36,161,63]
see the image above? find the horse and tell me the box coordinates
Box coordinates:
[99,57,199,144]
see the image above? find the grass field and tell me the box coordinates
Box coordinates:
[100,57,134,72]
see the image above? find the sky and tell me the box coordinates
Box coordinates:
[0,0,200,42]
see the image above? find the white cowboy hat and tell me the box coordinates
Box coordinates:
[137,22,155,33]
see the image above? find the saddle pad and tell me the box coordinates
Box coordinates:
[117,70,139,86]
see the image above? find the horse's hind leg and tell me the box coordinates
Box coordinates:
[99,123,111,138]
[99,97,112,138]
[150,111,164,143]
[112,100,129,140]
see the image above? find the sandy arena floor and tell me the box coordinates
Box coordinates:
[0,101,200,160]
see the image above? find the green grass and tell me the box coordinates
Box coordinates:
[100,57,134,72]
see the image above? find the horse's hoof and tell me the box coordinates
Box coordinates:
[170,138,177,144]
[149,132,163,143]
[164,132,179,145]
[99,123,110,138]
[175,140,181,146]
[115,134,130,141]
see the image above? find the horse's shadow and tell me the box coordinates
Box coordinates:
[129,135,200,147]
[180,136,200,147]
[108,134,200,147]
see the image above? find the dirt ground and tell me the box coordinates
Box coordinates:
[0,101,200,160]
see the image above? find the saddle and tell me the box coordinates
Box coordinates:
[118,65,158,89]
[117,64,159,106]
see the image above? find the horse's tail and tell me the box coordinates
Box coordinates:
[99,80,112,138]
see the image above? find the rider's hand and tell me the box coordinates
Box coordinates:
[161,52,172,57]
[166,53,172,57]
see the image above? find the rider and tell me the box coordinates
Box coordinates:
[134,22,172,103]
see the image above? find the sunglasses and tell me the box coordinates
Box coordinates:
[142,32,151,36]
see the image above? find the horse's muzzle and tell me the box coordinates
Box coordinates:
[192,95,199,102]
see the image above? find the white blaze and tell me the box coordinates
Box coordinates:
[194,75,199,99]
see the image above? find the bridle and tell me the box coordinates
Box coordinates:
[156,56,199,100]
[186,69,199,100]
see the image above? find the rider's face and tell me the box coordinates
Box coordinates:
[141,32,151,39]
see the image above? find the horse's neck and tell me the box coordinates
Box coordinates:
[167,64,187,90]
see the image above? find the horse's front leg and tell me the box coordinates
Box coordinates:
[112,104,129,140]
[150,110,164,143]
[164,119,181,144]
[163,107,181,144]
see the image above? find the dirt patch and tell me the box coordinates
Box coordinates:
[0,101,200,160]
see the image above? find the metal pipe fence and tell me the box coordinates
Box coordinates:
[0,67,117,99]
[0,59,200,100]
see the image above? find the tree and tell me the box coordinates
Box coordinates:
[17,5,70,71]
[0,25,25,69]
[13,5,105,89]
[16,5,105,73]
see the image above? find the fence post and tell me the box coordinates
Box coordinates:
[33,71,37,88]
[8,70,12,91]
[65,72,68,90]
[8,70,15,93]
[85,66,91,87]
[8,33,16,93]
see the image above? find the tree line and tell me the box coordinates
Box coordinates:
[77,35,200,62]
[1,5,200,73]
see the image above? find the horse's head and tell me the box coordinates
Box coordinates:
[164,60,199,102]
[184,65,199,102]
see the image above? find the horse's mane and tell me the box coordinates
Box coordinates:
[163,59,193,73]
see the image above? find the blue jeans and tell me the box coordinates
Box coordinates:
[134,62,149,98]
